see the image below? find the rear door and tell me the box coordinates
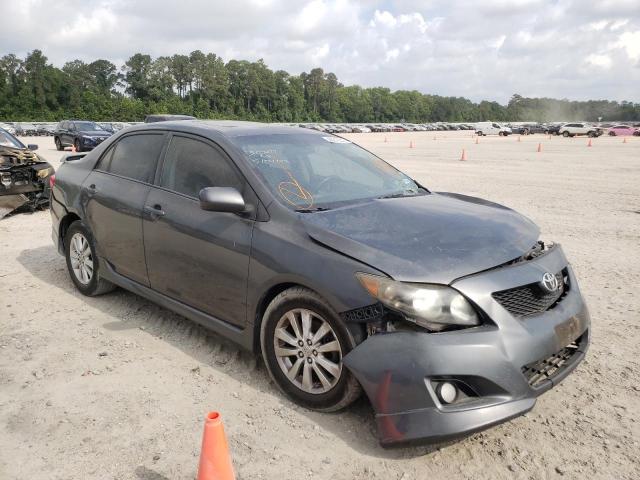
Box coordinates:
[143,133,255,327]
[82,132,167,286]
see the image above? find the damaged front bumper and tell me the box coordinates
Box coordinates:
[343,245,590,446]
[0,163,52,218]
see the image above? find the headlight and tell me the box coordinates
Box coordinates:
[36,167,53,178]
[356,273,480,331]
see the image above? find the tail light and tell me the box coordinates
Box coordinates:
[49,174,55,189]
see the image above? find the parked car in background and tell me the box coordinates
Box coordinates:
[510,124,548,135]
[558,123,602,138]
[607,125,636,136]
[54,120,112,152]
[475,122,512,136]
[0,127,54,218]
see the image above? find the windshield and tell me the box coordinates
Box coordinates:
[0,129,25,149]
[74,121,103,131]
[235,133,424,210]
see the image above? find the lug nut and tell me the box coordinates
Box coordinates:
[298,351,304,358]
[298,340,304,347]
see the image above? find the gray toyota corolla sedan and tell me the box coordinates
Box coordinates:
[50,121,590,446]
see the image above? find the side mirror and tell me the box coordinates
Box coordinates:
[28,144,38,151]
[199,187,247,213]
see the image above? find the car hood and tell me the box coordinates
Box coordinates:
[301,192,540,284]
[0,146,42,165]
[78,130,110,136]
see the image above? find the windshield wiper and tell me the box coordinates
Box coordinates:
[377,191,420,200]
[295,206,331,213]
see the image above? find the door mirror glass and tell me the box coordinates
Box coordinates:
[27,144,38,151]
[199,187,246,213]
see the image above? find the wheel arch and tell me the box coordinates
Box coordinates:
[59,212,82,249]
[252,282,302,352]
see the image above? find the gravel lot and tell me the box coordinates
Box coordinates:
[1,131,639,479]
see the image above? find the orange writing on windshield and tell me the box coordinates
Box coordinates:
[278,171,314,209]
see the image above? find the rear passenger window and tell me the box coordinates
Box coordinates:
[99,134,164,183]
[160,136,242,198]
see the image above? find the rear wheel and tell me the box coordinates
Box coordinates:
[64,221,115,296]
[608,131,616,136]
[54,137,63,151]
[260,287,361,412]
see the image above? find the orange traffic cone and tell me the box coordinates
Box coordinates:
[197,412,235,480]
[587,138,592,147]
[460,149,467,161]
[623,137,627,144]
[409,140,414,148]
[537,143,542,153]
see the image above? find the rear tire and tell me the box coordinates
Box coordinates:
[260,287,362,412]
[64,221,115,296]
[54,137,63,151]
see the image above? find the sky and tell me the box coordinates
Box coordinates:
[2,0,639,104]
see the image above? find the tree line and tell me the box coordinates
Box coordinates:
[1,50,638,123]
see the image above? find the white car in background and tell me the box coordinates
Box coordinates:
[558,123,602,138]
[475,122,512,136]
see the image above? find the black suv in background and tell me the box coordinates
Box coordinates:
[54,121,112,152]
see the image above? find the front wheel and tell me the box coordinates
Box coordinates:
[54,137,63,151]
[562,131,570,137]
[260,287,362,412]
[64,221,115,296]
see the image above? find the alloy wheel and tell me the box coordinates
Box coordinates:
[69,232,93,284]
[273,308,343,394]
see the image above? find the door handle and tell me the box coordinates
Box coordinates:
[144,204,165,219]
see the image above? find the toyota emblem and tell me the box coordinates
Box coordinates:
[541,272,559,292]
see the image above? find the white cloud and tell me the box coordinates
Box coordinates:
[586,54,613,69]
[0,0,638,103]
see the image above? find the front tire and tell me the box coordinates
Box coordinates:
[54,137,63,151]
[562,131,570,137]
[260,287,362,412]
[64,221,115,296]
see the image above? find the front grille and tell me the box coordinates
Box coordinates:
[492,270,568,317]
[522,335,583,387]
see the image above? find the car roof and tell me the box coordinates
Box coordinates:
[125,120,321,139]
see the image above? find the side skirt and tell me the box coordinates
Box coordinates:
[100,259,254,351]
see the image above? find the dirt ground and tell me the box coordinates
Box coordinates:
[1,131,639,480]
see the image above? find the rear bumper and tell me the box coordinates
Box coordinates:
[343,245,590,446]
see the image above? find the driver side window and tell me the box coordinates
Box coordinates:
[160,135,242,198]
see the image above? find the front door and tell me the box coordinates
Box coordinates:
[82,132,166,286]
[143,134,255,327]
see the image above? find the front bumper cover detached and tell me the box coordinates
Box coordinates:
[343,245,590,446]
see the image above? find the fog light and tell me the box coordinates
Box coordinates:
[436,382,458,404]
